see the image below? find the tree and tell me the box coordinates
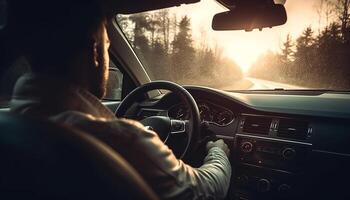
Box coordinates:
[294,27,316,80]
[116,15,131,40]
[198,48,215,76]
[156,10,171,53]
[334,0,350,41]
[317,23,342,56]
[296,27,315,50]
[295,27,315,64]
[117,12,244,88]
[316,0,334,32]
[248,1,350,89]
[171,16,195,80]
[280,34,294,63]
[129,13,151,51]
[150,40,172,80]
[278,34,294,80]
[249,51,282,81]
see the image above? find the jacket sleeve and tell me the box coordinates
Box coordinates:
[113,119,232,200]
[50,113,232,200]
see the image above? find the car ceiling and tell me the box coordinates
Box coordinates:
[110,0,200,14]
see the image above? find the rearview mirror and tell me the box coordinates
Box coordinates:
[212,4,287,31]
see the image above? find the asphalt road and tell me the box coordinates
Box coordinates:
[217,77,304,91]
[246,77,304,90]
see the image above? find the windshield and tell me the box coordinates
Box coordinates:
[117,0,350,91]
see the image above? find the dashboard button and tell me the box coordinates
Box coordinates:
[278,184,291,192]
[257,178,271,193]
[241,142,253,153]
[237,175,249,186]
[282,148,296,160]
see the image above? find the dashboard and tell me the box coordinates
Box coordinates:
[168,101,235,126]
[137,86,350,200]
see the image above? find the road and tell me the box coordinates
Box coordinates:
[220,77,304,90]
[246,77,304,90]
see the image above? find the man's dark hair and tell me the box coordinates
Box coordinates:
[4,0,107,75]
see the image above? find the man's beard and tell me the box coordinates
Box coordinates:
[89,62,108,99]
[92,81,106,99]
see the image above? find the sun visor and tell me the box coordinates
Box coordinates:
[107,0,200,14]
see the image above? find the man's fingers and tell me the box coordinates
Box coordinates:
[206,139,231,156]
[226,148,230,157]
[206,141,214,150]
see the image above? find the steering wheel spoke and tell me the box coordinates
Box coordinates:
[170,119,187,135]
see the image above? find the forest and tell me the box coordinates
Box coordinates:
[117,11,243,89]
[118,0,350,90]
[249,0,350,89]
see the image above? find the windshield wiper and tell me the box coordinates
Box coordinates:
[228,88,350,94]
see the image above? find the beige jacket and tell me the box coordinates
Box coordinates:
[11,73,231,200]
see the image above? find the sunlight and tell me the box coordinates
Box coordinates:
[117,0,349,90]
[225,36,272,74]
[178,0,322,75]
[213,26,286,75]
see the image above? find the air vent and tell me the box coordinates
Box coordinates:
[243,116,272,135]
[277,119,309,140]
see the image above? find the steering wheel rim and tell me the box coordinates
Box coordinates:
[115,81,201,159]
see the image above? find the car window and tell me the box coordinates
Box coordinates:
[104,60,123,101]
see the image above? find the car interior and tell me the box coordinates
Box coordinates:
[1,0,350,200]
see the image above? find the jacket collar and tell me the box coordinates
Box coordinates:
[11,73,115,120]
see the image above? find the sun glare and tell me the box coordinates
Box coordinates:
[213,26,286,75]
[225,36,272,74]
[178,0,322,75]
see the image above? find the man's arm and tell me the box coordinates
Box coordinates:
[118,119,232,199]
[192,140,231,199]
[51,113,232,199]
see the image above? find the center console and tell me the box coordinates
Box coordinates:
[229,114,313,200]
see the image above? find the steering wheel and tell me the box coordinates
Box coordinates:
[115,81,201,159]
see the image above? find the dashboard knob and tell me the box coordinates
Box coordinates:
[278,184,291,194]
[240,141,253,153]
[257,178,271,193]
[282,148,296,160]
[237,175,249,186]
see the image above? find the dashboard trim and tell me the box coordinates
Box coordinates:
[216,135,234,140]
[238,163,294,175]
[236,133,313,146]
[184,86,350,119]
[312,149,350,157]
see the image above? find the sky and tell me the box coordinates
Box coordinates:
[169,0,328,73]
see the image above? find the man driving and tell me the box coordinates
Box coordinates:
[7,0,231,199]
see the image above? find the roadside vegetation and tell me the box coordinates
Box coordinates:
[119,0,350,90]
[117,12,243,88]
[249,0,350,89]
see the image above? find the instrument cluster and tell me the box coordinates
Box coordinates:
[168,101,235,126]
